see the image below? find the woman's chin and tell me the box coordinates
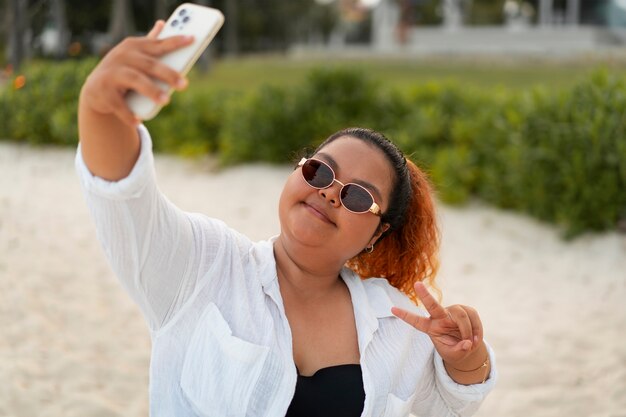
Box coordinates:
[283,217,333,249]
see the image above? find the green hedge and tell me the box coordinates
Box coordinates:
[0,59,97,145]
[217,68,410,164]
[1,60,624,237]
[472,72,626,236]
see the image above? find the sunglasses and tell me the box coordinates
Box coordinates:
[298,158,381,216]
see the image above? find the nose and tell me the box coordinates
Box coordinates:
[319,180,342,208]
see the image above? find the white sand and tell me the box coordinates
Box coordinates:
[1,141,625,417]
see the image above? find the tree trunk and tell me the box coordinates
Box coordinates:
[224,0,238,56]
[7,0,29,71]
[155,0,169,20]
[108,0,135,45]
[195,0,214,73]
[51,0,70,58]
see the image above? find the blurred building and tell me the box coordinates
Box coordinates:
[369,0,626,54]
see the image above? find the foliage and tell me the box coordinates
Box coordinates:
[0,59,624,237]
[425,70,626,237]
[217,68,410,164]
[0,58,97,145]
[468,0,507,25]
[146,87,230,157]
[486,71,626,236]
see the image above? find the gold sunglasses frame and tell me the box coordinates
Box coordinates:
[298,158,381,216]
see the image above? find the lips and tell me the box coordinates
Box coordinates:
[302,201,335,225]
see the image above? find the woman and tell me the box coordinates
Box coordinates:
[76,21,496,417]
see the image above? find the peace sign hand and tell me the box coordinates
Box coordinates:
[391,282,485,368]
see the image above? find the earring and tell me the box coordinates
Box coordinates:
[365,244,374,253]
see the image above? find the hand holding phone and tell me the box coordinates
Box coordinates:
[125,3,224,120]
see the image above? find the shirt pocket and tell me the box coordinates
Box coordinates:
[382,391,418,417]
[180,303,270,417]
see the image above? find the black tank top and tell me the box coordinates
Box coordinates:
[285,364,365,417]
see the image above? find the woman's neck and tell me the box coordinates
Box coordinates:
[273,235,345,302]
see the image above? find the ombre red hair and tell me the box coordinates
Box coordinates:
[315,128,440,304]
[347,159,440,304]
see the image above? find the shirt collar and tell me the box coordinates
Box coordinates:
[256,240,397,352]
[340,268,396,319]
[340,268,396,354]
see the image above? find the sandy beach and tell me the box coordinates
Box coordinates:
[1,140,625,417]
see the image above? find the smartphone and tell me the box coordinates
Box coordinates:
[126,3,224,120]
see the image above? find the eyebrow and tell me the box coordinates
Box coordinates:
[315,152,384,202]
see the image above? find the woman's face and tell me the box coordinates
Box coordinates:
[278,136,394,262]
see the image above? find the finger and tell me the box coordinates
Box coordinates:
[462,306,483,344]
[142,35,195,56]
[448,306,473,346]
[451,339,473,353]
[129,51,187,90]
[111,95,141,126]
[439,335,463,347]
[414,282,447,319]
[391,306,431,334]
[119,67,170,105]
[147,20,165,39]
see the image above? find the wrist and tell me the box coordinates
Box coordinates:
[443,342,491,385]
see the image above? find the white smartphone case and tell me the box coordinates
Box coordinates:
[126,3,224,120]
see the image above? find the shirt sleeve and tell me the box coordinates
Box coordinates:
[75,125,225,332]
[411,342,497,417]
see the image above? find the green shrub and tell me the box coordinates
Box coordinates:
[469,90,535,209]
[514,70,626,236]
[0,59,96,145]
[389,82,491,169]
[218,85,302,164]
[50,102,78,142]
[217,68,409,164]
[0,86,10,139]
[291,68,402,142]
[430,146,476,204]
[147,87,230,157]
[448,71,626,237]
[1,59,624,237]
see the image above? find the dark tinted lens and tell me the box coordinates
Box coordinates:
[302,160,334,188]
[341,184,373,213]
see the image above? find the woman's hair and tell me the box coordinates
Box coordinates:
[314,127,440,304]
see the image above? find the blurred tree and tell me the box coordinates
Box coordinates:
[223,0,238,55]
[49,0,70,58]
[0,0,345,62]
[108,0,135,44]
[467,0,506,25]
[155,0,170,20]
[414,0,443,25]
[0,0,6,65]
[66,0,109,35]
[195,0,215,72]
[224,0,321,51]
[6,0,30,70]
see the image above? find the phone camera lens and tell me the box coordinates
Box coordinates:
[179,9,187,16]
[171,19,179,27]
[182,16,190,23]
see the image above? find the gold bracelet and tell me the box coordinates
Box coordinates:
[448,356,490,384]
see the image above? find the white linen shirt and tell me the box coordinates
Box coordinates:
[75,125,497,417]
